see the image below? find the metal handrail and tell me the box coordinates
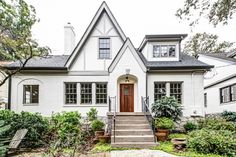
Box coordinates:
[142,96,156,143]
[109,96,116,143]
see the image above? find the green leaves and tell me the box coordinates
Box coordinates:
[155,117,174,130]
[91,119,105,131]
[86,108,98,122]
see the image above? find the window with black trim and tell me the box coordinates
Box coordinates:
[23,85,39,104]
[220,84,236,103]
[99,38,110,59]
[153,45,176,58]
[170,83,182,103]
[96,83,107,104]
[154,83,166,102]
[81,83,92,104]
[65,83,77,104]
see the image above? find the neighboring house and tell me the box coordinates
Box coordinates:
[198,52,236,114]
[7,2,212,117]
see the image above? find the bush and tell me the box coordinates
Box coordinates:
[0,110,49,148]
[91,120,105,131]
[168,133,187,140]
[221,111,236,123]
[0,120,11,156]
[151,96,183,121]
[184,121,198,132]
[198,118,236,131]
[187,129,236,156]
[50,111,82,147]
[86,108,98,122]
[155,117,174,130]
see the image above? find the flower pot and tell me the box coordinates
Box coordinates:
[98,135,110,143]
[155,132,167,141]
[157,129,170,136]
[95,130,104,137]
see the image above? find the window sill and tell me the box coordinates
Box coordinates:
[220,100,236,106]
[23,103,39,106]
[63,104,108,107]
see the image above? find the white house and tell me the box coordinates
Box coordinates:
[198,52,236,114]
[7,2,212,117]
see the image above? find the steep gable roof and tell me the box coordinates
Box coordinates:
[65,1,126,68]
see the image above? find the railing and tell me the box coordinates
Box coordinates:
[109,96,116,143]
[142,96,156,143]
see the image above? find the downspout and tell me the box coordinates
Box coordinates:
[8,76,12,110]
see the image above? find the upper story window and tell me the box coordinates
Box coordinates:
[153,45,176,58]
[99,38,110,59]
[220,84,236,103]
[23,85,39,104]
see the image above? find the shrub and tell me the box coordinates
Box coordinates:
[184,121,198,132]
[151,96,183,121]
[168,133,187,140]
[187,129,236,156]
[198,117,236,131]
[86,108,98,122]
[0,110,49,148]
[0,120,10,156]
[155,117,174,130]
[221,111,236,123]
[50,111,82,147]
[91,120,105,131]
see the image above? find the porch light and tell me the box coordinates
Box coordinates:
[125,69,130,83]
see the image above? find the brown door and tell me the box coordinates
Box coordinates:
[120,84,134,112]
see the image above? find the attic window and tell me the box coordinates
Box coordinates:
[99,38,110,59]
[153,45,176,58]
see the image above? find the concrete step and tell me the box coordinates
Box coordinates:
[115,124,150,130]
[115,120,148,124]
[111,135,154,142]
[112,129,153,136]
[111,142,159,149]
[115,116,147,121]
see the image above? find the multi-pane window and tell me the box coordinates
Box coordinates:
[220,84,236,103]
[96,83,107,104]
[204,93,207,107]
[99,38,110,59]
[154,83,166,102]
[153,45,176,58]
[65,83,77,104]
[81,83,92,104]
[23,85,39,104]
[170,83,182,103]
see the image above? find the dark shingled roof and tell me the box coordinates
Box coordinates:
[202,53,236,63]
[137,52,213,70]
[7,55,69,70]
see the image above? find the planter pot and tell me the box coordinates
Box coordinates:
[155,132,167,142]
[98,135,110,143]
[157,129,170,136]
[95,130,104,137]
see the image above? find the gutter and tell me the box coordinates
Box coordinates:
[8,76,11,110]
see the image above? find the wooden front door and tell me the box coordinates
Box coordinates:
[120,84,134,112]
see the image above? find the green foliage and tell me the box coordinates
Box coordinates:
[0,120,10,156]
[198,118,236,131]
[187,129,236,156]
[221,111,236,123]
[86,108,98,122]
[50,111,82,147]
[91,142,138,152]
[168,133,187,140]
[152,96,183,121]
[176,0,236,26]
[184,121,198,132]
[91,120,105,131]
[183,33,234,56]
[0,110,49,148]
[155,117,174,130]
[152,142,221,157]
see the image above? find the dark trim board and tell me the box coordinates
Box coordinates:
[205,74,236,89]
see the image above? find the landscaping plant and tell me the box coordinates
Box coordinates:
[221,111,236,123]
[152,96,183,121]
[155,117,174,130]
[86,108,98,122]
[91,120,105,132]
[183,121,198,132]
[0,120,10,156]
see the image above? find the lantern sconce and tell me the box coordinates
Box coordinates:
[125,69,130,83]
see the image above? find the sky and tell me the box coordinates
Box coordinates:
[26,0,236,55]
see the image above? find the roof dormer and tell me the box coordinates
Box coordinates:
[138,34,187,62]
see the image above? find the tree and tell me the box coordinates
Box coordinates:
[0,0,50,86]
[176,0,236,26]
[183,32,234,56]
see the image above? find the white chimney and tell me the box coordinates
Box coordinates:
[64,22,75,55]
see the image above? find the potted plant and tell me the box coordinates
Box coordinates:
[155,117,174,141]
[91,119,105,136]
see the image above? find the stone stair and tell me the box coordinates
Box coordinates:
[111,112,158,148]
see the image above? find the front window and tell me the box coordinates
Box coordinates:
[220,87,230,103]
[231,85,236,101]
[81,83,92,104]
[154,83,166,102]
[99,38,110,59]
[153,45,176,58]
[170,83,182,103]
[96,83,107,104]
[65,83,77,104]
[23,85,39,104]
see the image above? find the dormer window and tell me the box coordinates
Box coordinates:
[99,38,110,59]
[153,45,176,58]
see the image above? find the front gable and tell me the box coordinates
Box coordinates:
[65,2,126,71]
